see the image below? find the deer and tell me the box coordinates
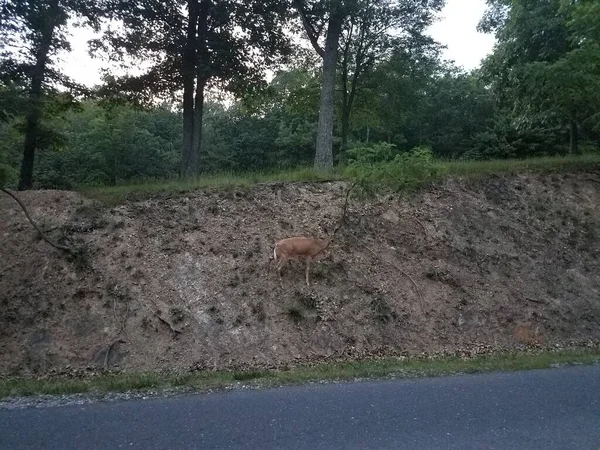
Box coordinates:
[272,181,357,286]
[273,235,332,286]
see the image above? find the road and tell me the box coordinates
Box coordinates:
[1,365,599,450]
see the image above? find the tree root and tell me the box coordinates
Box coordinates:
[1,188,74,254]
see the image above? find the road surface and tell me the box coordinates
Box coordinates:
[1,365,599,449]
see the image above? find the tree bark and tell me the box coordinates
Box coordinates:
[314,2,344,170]
[340,34,350,162]
[192,79,206,172]
[181,0,198,178]
[18,0,59,190]
[569,117,579,155]
[192,1,208,173]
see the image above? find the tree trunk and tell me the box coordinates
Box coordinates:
[181,0,198,178]
[18,0,58,190]
[192,79,205,172]
[569,118,579,155]
[191,1,208,173]
[341,107,350,163]
[314,3,344,170]
[340,28,351,163]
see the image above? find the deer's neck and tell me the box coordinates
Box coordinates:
[321,236,332,250]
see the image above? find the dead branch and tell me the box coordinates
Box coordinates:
[103,338,126,368]
[1,188,74,254]
[333,181,358,236]
[292,0,325,58]
[104,299,130,368]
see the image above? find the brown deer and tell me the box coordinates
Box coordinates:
[272,182,356,286]
[273,235,332,286]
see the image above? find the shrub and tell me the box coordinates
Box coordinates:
[345,143,438,188]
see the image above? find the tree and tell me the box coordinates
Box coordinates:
[0,0,101,190]
[479,0,600,154]
[337,0,443,158]
[293,0,351,170]
[97,0,290,177]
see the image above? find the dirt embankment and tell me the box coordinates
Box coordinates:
[1,172,599,376]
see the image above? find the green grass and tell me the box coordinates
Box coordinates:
[79,154,600,205]
[438,153,600,177]
[2,347,598,400]
[79,167,345,205]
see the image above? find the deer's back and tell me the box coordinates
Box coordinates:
[276,237,328,258]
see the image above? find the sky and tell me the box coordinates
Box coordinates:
[58,0,497,88]
[427,0,496,70]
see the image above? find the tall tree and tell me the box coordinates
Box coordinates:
[337,0,443,157]
[97,0,290,177]
[0,0,100,189]
[293,0,351,170]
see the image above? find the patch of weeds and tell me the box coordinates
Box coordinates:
[311,262,333,281]
[169,307,185,324]
[297,291,318,310]
[69,202,109,232]
[286,306,304,324]
[345,144,439,191]
[251,302,266,322]
[425,267,460,288]
[67,246,92,271]
[371,297,394,324]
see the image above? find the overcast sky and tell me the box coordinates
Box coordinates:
[58,0,496,88]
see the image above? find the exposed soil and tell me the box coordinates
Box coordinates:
[1,172,599,376]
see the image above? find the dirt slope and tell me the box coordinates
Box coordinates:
[1,173,599,376]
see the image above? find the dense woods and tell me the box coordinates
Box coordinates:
[1,0,599,190]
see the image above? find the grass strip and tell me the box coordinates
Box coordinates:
[2,347,598,399]
[80,154,600,206]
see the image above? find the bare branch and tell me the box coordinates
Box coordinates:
[1,188,74,254]
[292,0,325,58]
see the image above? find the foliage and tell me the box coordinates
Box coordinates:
[94,0,291,176]
[480,0,600,154]
[1,0,599,190]
[0,163,17,188]
[0,0,103,189]
[337,0,443,155]
[345,143,438,187]
[33,102,181,189]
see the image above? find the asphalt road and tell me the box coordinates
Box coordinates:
[1,365,599,450]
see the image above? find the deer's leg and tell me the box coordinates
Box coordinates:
[305,259,310,286]
[277,258,288,283]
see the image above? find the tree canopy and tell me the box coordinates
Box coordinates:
[0,0,599,190]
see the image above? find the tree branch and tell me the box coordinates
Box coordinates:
[292,0,325,58]
[1,188,74,254]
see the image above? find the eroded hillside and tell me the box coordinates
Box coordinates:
[1,173,599,376]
